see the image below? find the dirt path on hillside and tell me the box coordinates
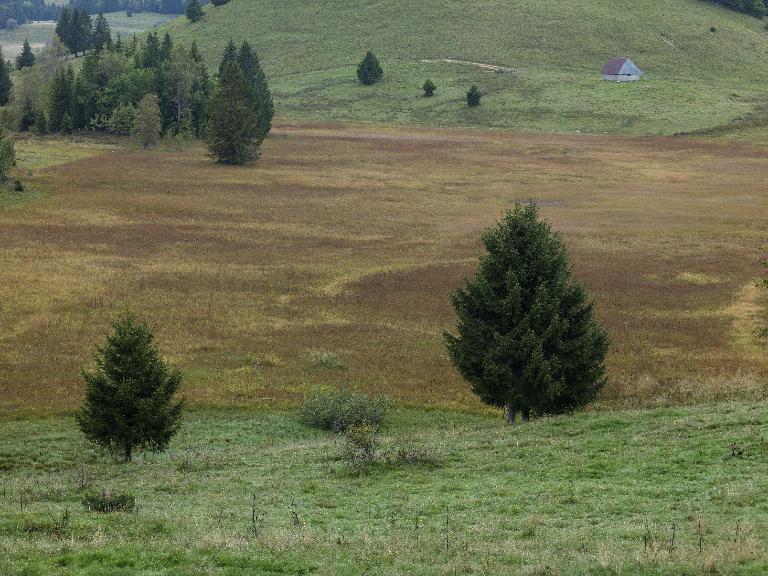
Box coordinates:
[421,58,515,73]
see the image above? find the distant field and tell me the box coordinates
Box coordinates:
[159,0,768,135]
[0,11,177,58]
[0,126,766,416]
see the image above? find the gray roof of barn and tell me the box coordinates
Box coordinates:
[601,58,642,76]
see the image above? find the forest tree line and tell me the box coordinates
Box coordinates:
[700,0,767,17]
[4,24,273,163]
[0,0,60,29]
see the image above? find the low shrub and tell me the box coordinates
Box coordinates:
[307,350,345,370]
[299,389,391,432]
[341,424,378,469]
[82,490,135,513]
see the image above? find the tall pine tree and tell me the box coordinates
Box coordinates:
[76,309,184,462]
[91,13,112,52]
[48,66,73,132]
[444,203,609,422]
[237,41,273,143]
[207,58,258,164]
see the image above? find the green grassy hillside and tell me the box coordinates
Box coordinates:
[1,402,767,575]
[160,0,768,134]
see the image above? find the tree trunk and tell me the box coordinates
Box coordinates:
[521,407,530,422]
[506,402,516,424]
[123,444,132,462]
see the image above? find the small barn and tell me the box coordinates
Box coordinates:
[601,58,642,82]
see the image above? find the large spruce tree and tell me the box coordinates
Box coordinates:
[91,13,112,52]
[76,309,184,462]
[207,56,258,164]
[48,66,73,132]
[444,203,609,423]
[237,41,273,142]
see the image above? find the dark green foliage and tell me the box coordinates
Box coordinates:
[75,309,184,462]
[206,58,258,164]
[702,0,766,18]
[59,8,92,55]
[218,38,237,75]
[48,66,73,132]
[356,50,383,85]
[0,47,11,105]
[160,32,173,62]
[466,85,481,107]
[61,111,73,134]
[210,0,228,5]
[299,389,392,432]
[15,38,35,70]
[91,12,112,52]
[238,41,273,142]
[83,491,136,513]
[13,179,23,191]
[422,78,436,97]
[34,108,47,135]
[142,31,161,68]
[55,6,71,47]
[0,127,15,181]
[186,0,203,22]
[19,97,35,131]
[444,203,609,421]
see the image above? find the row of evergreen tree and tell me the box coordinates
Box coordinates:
[69,0,196,15]
[56,8,115,56]
[0,0,60,29]
[700,0,767,17]
[9,28,273,163]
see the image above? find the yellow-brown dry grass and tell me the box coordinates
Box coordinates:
[1,125,767,416]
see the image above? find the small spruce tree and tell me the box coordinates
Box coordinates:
[16,38,35,70]
[466,85,481,107]
[35,109,48,135]
[444,203,609,423]
[76,309,184,462]
[186,0,203,22]
[133,94,162,148]
[19,97,35,131]
[356,51,383,85]
[422,79,436,97]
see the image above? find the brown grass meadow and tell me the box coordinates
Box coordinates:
[1,124,767,416]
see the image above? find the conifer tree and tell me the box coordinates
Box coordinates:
[356,51,383,85]
[444,203,609,423]
[70,9,92,56]
[237,41,273,142]
[16,38,35,70]
[48,66,73,132]
[422,79,436,97]
[143,32,160,68]
[76,309,184,462]
[160,32,173,62]
[0,48,12,106]
[186,0,203,22]
[35,108,48,135]
[466,85,481,107]
[19,97,35,131]
[207,58,258,164]
[55,6,72,51]
[218,39,237,75]
[91,13,112,52]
